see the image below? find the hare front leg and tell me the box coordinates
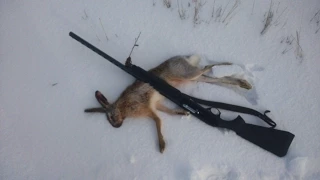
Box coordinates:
[149,112,165,153]
[156,103,189,116]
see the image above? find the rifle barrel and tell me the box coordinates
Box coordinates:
[69,32,130,73]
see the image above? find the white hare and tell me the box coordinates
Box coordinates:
[85,55,252,153]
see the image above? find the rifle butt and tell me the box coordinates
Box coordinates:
[219,116,295,157]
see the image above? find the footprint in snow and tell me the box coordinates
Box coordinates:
[191,165,240,180]
[286,157,308,179]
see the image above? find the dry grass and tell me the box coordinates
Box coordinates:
[157,0,241,26]
[99,18,109,41]
[295,31,304,62]
[310,9,320,33]
[193,0,206,25]
[82,9,88,20]
[251,0,255,15]
[260,1,289,35]
[209,0,240,25]
[222,0,240,24]
[261,1,274,35]
[163,0,171,8]
[177,0,186,20]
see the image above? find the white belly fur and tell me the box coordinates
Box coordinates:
[186,55,201,67]
[149,91,164,110]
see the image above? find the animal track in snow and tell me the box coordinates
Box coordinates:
[191,165,240,180]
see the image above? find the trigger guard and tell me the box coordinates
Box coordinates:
[210,108,221,117]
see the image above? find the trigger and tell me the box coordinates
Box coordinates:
[210,108,221,117]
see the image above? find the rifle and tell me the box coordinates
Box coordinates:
[69,32,294,157]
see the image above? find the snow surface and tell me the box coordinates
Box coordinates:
[1,0,320,179]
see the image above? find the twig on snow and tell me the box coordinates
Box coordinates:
[177,0,187,20]
[261,1,274,35]
[163,0,171,8]
[251,0,255,15]
[222,0,239,23]
[99,18,109,41]
[128,32,141,58]
[295,31,304,62]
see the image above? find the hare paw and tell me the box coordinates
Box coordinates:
[239,79,252,90]
[159,139,165,153]
[176,110,190,116]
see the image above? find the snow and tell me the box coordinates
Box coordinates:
[1,0,320,179]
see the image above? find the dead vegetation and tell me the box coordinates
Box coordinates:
[80,10,103,42]
[280,31,304,62]
[280,35,294,55]
[251,0,255,15]
[261,1,274,35]
[163,0,171,8]
[261,1,288,35]
[295,30,304,62]
[99,18,109,41]
[82,9,88,20]
[221,0,240,24]
[310,9,320,34]
[193,0,206,25]
[177,0,187,20]
[207,0,240,25]
[156,0,241,26]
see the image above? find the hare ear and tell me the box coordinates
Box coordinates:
[95,90,110,108]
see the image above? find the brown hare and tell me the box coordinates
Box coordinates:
[84,55,252,153]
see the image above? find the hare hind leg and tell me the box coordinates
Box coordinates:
[185,62,232,81]
[196,75,252,89]
[201,62,232,73]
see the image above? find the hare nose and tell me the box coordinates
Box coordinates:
[113,124,122,128]
[112,122,122,128]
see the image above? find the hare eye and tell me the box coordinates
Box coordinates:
[107,113,113,122]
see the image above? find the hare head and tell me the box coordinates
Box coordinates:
[85,91,124,128]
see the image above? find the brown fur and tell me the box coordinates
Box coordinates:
[85,55,252,153]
